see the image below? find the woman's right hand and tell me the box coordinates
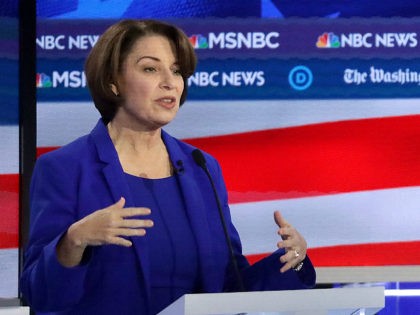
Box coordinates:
[56,197,153,267]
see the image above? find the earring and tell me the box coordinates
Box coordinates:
[110,83,119,96]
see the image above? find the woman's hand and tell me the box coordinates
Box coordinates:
[68,197,153,247]
[57,197,153,267]
[274,211,307,273]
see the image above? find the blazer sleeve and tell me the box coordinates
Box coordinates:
[20,153,92,312]
[206,154,316,292]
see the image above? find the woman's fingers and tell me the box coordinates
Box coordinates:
[76,201,153,247]
[113,228,148,237]
[273,210,308,273]
[119,219,154,228]
[106,235,133,247]
[119,206,151,218]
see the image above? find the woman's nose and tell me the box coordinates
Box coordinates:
[159,70,176,90]
[160,81,174,90]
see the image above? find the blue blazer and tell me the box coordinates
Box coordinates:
[21,119,316,314]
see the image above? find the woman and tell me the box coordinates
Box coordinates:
[21,19,316,314]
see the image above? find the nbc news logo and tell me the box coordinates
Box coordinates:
[316,31,417,48]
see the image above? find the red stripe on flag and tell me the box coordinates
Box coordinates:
[37,147,57,157]
[37,115,420,204]
[0,174,19,248]
[246,241,420,266]
[0,174,19,193]
[184,115,420,203]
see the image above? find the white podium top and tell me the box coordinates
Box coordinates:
[158,287,385,315]
[0,307,29,315]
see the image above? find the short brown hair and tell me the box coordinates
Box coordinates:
[85,19,197,123]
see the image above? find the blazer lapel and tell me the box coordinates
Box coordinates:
[90,120,151,300]
[162,130,220,292]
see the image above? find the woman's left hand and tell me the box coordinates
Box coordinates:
[274,210,307,273]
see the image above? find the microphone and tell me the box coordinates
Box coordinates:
[192,149,245,292]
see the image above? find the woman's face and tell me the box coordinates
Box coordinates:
[114,35,184,130]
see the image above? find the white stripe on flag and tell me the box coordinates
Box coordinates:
[0,126,19,174]
[230,186,420,255]
[37,98,420,146]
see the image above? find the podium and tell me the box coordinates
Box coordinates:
[0,299,29,315]
[158,287,385,315]
[0,308,29,315]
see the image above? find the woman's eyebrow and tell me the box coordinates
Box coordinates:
[136,55,160,63]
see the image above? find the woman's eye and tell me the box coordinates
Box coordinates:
[173,69,182,75]
[144,67,156,72]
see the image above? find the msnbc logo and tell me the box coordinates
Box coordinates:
[36,73,52,88]
[189,35,209,49]
[189,32,279,49]
[316,32,340,48]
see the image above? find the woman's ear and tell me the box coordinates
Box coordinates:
[110,83,119,96]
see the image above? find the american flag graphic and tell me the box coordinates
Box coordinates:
[34,98,420,270]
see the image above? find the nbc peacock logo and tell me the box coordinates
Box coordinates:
[36,73,52,88]
[316,32,340,48]
[189,34,208,49]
